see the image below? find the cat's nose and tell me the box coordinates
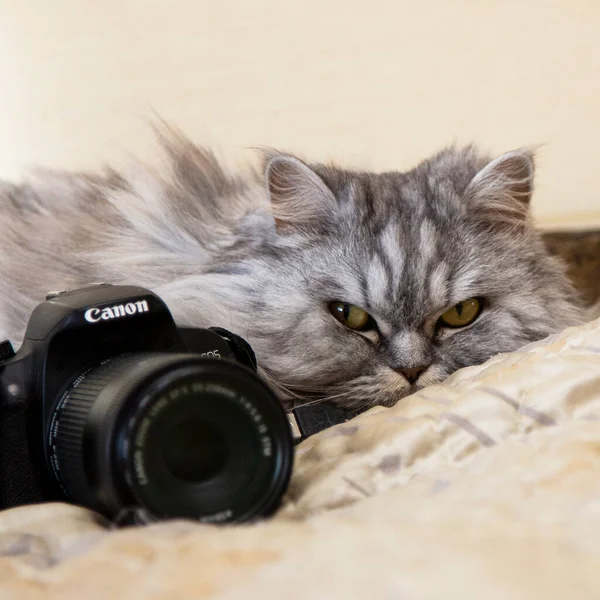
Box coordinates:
[397,366,428,384]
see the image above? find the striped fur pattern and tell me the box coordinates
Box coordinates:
[0,130,583,410]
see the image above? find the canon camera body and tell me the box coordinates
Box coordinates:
[0,284,293,524]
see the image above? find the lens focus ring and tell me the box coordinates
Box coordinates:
[52,355,152,507]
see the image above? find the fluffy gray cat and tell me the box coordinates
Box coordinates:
[0,129,583,411]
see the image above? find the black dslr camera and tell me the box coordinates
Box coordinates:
[0,284,294,524]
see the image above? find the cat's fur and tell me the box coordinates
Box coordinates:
[0,129,584,410]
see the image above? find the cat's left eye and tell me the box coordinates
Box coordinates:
[329,301,374,331]
[438,297,483,328]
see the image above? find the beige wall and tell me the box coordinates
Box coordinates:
[1,0,599,229]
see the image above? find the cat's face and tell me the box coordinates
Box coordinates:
[242,147,582,410]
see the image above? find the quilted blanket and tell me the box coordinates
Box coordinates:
[2,317,600,599]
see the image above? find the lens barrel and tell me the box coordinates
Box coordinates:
[48,353,293,523]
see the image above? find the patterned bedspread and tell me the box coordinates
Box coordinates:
[2,317,600,599]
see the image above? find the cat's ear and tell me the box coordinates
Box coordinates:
[465,148,536,229]
[264,154,337,231]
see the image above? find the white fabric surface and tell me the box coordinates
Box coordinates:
[2,318,600,599]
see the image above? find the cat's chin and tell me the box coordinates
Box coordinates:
[416,363,451,389]
[368,366,450,409]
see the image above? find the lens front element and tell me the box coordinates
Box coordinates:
[162,419,229,483]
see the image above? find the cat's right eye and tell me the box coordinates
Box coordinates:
[329,301,374,331]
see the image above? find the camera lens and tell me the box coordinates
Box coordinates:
[48,353,293,523]
[162,420,229,482]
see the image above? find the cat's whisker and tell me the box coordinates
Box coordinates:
[257,369,337,402]
[258,369,302,399]
[291,388,360,407]
[290,396,332,409]
[259,371,331,396]
[243,305,258,341]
